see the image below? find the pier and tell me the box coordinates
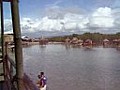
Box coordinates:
[0,0,39,90]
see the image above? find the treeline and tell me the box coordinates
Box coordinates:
[48,32,120,43]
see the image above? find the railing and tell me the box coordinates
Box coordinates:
[2,43,39,90]
[2,54,39,90]
[3,54,17,90]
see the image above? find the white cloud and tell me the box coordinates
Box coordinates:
[63,13,89,30]
[21,18,41,33]
[64,22,77,30]
[4,7,120,35]
[90,7,114,27]
[4,19,13,33]
[39,17,63,31]
[92,7,112,17]
[78,18,89,29]
[20,13,88,33]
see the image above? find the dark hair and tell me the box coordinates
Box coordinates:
[41,72,44,75]
[38,75,40,79]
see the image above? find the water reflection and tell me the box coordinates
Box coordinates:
[23,45,120,90]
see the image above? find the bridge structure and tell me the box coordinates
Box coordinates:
[0,0,39,90]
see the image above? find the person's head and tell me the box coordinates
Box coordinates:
[38,72,44,79]
[40,72,44,76]
[38,75,40,79]
[40,72,45,77]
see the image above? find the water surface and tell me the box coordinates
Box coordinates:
[23,44,120,90]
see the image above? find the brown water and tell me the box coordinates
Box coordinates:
[23,44,120,90]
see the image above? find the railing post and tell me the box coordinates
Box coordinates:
[10,0,24,90]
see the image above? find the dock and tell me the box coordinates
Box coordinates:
[0,0,40,90]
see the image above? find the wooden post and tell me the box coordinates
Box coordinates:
[0,0,4,56]
[0,1,5,81]
[10,0,24,90]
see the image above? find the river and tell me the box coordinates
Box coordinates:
[22,44,120,90]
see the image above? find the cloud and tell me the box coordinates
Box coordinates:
[38,17,63,31]
[44,5,86,19]
[44,6,64,19]
[4,7,120,36]
[4,19,13,34]
[89,7,114,28]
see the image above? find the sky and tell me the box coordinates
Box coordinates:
[2,0,120,37]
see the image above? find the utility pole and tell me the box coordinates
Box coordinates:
[11,0,24,90]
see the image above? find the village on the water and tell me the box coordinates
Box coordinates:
[3,32,120,50]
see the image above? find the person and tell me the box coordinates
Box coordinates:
[37,72,47,90]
